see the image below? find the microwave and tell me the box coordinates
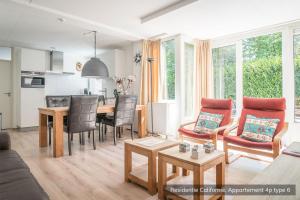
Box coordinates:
[21,76,45,88]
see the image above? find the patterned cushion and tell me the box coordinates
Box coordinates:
[240,115,280,142]
[194,112,224,133]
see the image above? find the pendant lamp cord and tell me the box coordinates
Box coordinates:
[94,31,97,58]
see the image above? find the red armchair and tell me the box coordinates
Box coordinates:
[178,98,233,149]
[223,97,288,164]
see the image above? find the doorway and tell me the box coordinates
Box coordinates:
[0,60,12,129]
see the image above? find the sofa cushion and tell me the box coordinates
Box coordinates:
[200,98,232,135]
[240,115,280,142]
[194,112,223,133]
[224,135,273,149]
[0,133,10,150]
[0,150,29,172]
[237,97,286,137]
[179,127,212,139]
[0,169,49,200]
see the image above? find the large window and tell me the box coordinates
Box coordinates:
[242,32,282,98]
[183,42,195,117]
[294,34,300,121]
[161,39,176,100]
[213,45,236,113]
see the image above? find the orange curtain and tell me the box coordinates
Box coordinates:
[195,40,213,113]
[139,40,160,105]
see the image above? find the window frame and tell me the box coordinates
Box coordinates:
[160,36,177,102]
[211,24,297,121]
[181,39,196,121]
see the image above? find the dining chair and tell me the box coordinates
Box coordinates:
[66,95,98,156]
[96,95,107,142]
[45,95,70,145]
[102,95,137,145]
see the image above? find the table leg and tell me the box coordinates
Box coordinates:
[216,159,225,200]
[172,165,179,176]
[193,166,204,200]
[124,144,132,182]
[138,106,146,138]
[39,113,48,147]
[148,152,157,195]
[182,168,190,176]
[53,112,64,157]
[158,155,167,200]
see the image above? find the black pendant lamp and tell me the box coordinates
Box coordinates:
[82,31,109,78]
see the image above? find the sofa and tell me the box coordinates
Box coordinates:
[0,132,49,200]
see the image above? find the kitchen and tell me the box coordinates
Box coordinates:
[0,46,134,130]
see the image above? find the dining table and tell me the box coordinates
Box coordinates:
[38,104,146,157]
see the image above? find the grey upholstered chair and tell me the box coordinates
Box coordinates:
[46,95,70,145]
[96,95,106,142]
[102,95,137,145]
[66,95,98,156]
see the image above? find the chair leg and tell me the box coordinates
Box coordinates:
[48,127,51,146]
[79,133,82,145]
[101,123,104,142]
[71,133,73,141]
[113,127,117,145]
[105,125,107,135]
[118,127,121,138]
[130,125,133,140]
[68,133,72,156]
[92,130,96,150]
[224,141,229,164]
[88,131,90,139]
[82,132,85,145]
[98,123,101,142]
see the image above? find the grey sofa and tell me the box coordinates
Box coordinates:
[0,132,49,200]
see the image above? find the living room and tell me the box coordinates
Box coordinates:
[0,0,300,200]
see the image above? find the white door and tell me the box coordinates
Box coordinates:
[0,60,12,129]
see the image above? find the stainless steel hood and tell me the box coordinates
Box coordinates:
[46,51,74,75]
[50,51,63,72]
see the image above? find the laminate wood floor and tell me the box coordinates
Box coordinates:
[6,129,269,200]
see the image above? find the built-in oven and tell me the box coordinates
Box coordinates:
[21,71,45,88]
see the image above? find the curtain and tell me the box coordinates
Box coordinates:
[139,40,160,105]
[195,40,213,113]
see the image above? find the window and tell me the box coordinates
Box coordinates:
[183,42,195,117]
[242,32,282,98]
[161,39,176,100]
[294,34,300,121]
[212,45,236,113]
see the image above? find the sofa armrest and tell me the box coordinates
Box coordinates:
[179,121,196,128]
[223,123,239,137]
[0,132,11,150]
[273,122,289,147]
[212,121,234,134]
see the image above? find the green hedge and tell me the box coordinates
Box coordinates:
[242,56,282,98]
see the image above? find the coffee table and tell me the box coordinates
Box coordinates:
[158,145,225,200]
[124,137,179,195]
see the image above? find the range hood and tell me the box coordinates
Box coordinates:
[46,51,74,75]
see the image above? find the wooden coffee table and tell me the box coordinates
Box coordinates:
[124,137,179,195]
[158,145,225,200]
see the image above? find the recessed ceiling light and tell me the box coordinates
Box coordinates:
[57,18,66,23]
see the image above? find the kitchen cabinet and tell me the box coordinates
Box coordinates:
[21,48,46,72]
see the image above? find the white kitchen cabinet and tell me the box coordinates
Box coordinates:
[20,88,45,127]
[21,48,46,72]
[98,49,126,78]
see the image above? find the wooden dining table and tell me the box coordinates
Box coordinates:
[38,104,146,157]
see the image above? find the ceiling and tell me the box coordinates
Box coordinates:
[1,0,300,55]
